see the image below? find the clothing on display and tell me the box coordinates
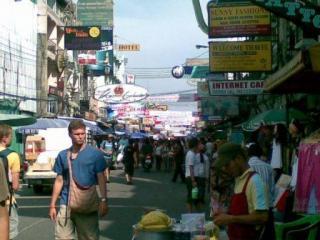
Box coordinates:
[294,143,320,213]
[270,139,282,169]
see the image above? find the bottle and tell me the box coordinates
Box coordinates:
[192,187,199,200]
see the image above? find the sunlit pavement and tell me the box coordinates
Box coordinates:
[15,168,188,240]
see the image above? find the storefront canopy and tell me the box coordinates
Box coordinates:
[242,109,310,132]
[264,44,320,93]
[0,113,36,127]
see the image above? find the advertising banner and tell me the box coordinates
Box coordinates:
[77,0,113,28]
[250,0,320,34]
[95,84,148,104]
[209,41,272,72]
[208,5,271,38]
[65,26,101,50]
[208,80,264,95]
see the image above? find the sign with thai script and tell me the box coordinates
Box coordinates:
[208,80,264,95]
[208,5,271,37]
[65,26,101,50]
[209,41,272,72]
[250,0,320,33]
[95,84,148,104]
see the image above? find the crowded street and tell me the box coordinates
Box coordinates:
[1,0,320,239]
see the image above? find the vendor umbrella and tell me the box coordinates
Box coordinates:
[242,108,310,132]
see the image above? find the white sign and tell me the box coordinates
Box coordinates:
[126,73,135,84]
[95,84,148,104]
[208,80,264,96]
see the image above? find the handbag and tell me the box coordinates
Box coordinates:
[67,150,99,213]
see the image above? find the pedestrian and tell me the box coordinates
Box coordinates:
[213,143,269,240]
[185,137,199,213]
[246,143,275,240]
[0,160,9,240]
[49,120,108,240]
[155,141,163,171]
[172,140,185,183]
[123,139,135,184]
[0,124,20,239]
[193,141,210,211]
[100,134,115,183]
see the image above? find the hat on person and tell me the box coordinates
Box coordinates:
[214,143,246,168]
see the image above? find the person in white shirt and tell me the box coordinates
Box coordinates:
[194,142,210,211]
[185,138,199,212]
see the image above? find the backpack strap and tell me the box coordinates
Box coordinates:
[0,148,14,185]
[241,171,256,194]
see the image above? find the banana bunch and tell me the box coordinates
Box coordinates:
[137,211,172,231]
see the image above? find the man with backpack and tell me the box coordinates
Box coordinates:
[0,124,21,239]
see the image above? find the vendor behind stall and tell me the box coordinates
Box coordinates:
[213,143,269,240]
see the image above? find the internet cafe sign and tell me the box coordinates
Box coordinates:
[251,0,320,33]
[208,5,271,37]
[208,80,264,95]
[95,84,148,104]
[209,41,272,72]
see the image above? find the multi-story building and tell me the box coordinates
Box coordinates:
[36,0,77,116]
[0,0,38,114]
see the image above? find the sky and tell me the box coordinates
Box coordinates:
[113,0,209,95]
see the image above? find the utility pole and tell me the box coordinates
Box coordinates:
[36,1,48,116]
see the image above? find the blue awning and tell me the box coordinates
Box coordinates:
[16,118,70,134]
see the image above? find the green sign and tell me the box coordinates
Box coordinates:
[251,0,320,33]
[77,0,113,28]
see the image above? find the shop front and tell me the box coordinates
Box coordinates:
[264,44,320,93]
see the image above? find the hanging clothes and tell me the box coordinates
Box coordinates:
[294,143,320,213]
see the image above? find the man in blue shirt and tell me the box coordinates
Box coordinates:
[49,120,108,240]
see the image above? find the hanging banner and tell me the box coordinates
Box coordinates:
[65,26,101,50]
[208,5,271,38]
[208,80,264,95]
[95,84,148,104]
[209,41,272,72]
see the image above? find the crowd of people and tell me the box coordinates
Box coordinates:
[0,117,311,240]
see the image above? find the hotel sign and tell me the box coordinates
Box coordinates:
[250,0,320,33]
[208,5,271,37]
[209,41,272,72]
[208,80,264,95]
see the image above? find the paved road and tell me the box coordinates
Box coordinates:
[15,169,188,240]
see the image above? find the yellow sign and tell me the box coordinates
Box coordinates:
[209,5,270,37]
[209,41,272,72]
[117,44,140,51]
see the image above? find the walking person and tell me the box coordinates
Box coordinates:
[213,143,269,240]
[185,138,199,213]
[0,124,21,239]
[193,141,210,212]
[100,134,115,183]
[123,139,135,185]
[49,120,108,240]
[155,141,163,171]
[172,140,185,183]
[0,160,9,240]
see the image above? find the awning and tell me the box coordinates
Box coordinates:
[191,66,209,78]
[264,44,320,93]
[242,109,310,132]
[16,118,70,134]
[0,114,36,127]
